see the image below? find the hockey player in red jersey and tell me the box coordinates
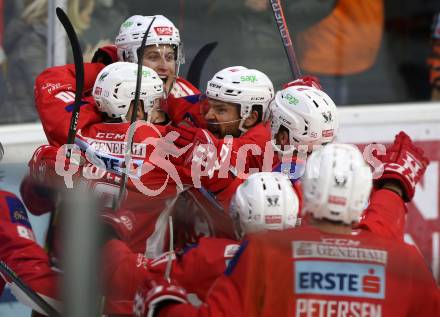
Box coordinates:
[167,66,275,193]
[265,85,428,241]
[2,171,299,316]
[136,143,439,317]
[24,62,196,258]
[35,14,199,147]
[0,142,61,315]
[101,171,300,315]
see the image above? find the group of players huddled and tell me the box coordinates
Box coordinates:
[0,14,438,317]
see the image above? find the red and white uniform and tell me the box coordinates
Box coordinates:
[0,190,59,308]
[35,63,105,147]
[75,121,194,256]
[34,62,200,147]
[158,226,440,317]
[101,237,239,315]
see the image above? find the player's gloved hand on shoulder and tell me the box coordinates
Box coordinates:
[29,144,84,188]
[374,131,429,202]
[91,44,118,65]
[133,278,188,317]
[28,145,60,186]
[165,125,220,168]
[282,75,322,90]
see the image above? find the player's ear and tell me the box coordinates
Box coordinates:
[243,109,259,129]
[276,129,289,147]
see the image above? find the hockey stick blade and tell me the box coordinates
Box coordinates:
[55,7,85,146]
[186,42,218,89]
[269,0,302,79]
[114,16,156,211]
[0,261,60,317]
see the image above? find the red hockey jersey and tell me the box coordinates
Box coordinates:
[34,62,200,147]
[159,226,440,317]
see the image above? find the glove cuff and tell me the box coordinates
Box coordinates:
[375,171,412,202]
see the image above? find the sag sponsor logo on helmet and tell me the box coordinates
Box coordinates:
[133,70,151,78]
[284,93,299,105]
[240,75,258,83]
[122,21,134,28]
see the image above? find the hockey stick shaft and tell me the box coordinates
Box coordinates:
[269,0,302,79]
[56,7,84,146]
[0,261,60,317]
[45,7,85,258]
[44,7,85,259]
[114,17,156,211]
[164,216,174,282]
[186,41,218,89]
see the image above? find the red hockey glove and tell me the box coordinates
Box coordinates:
[91,45,118,65]
[282,75,323,90]
[133,278,188,317]
[101,208,135,242]
[374,131,429,202]
[28,145,59,186]
[166,125,220,166]
[29,145,84,189]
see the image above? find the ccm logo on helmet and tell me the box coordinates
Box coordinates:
[295,261,385,299]
[154,26,173,35]
[209,82,222,89]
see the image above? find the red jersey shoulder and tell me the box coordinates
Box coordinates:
[171,77,201,97]
[0,190,32,230]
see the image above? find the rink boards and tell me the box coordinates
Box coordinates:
[0,102,439,313]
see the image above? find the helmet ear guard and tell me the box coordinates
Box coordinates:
[303,144,373,225]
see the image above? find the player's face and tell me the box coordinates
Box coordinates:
[203,98,242,138]
[126,99,166,124]
[148,99,167,124]
[142,44,176,94]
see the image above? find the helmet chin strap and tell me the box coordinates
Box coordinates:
[238,115,249,133]
[206,118,242,125]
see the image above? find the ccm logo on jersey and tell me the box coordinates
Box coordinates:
[295,261,385,299]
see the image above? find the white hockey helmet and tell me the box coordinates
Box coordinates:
[206,66,274,132]
[93,62,164,121]
[229,172,299,237]
[268,85,338,154]
[303,144,372,225]
[115,15,184,65]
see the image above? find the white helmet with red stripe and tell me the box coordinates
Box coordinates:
[229,172,299,237]
[303,144,372,225]
[115,14,184,66]
[268,85,338,154]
